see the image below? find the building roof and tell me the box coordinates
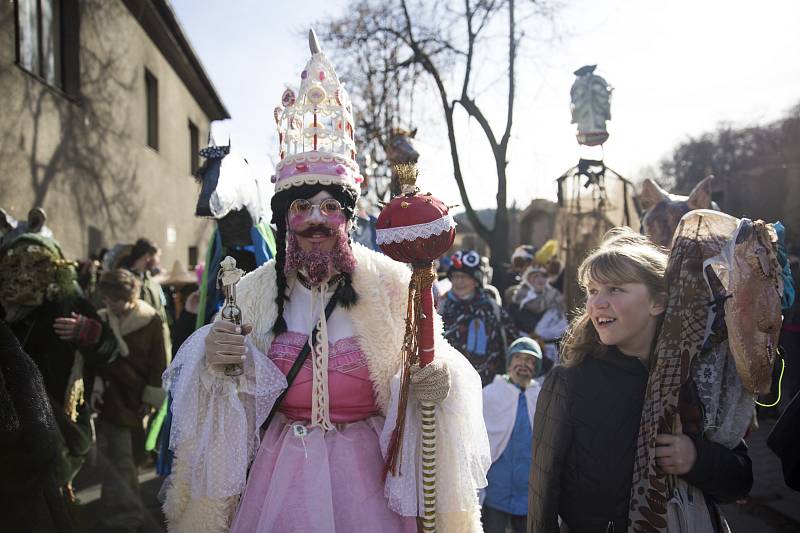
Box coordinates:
[519,198,557,222]
[122,0,230,121]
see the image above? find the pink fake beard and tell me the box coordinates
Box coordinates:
[284,225,356,285]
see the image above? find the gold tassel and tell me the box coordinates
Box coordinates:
[384,266,434,477]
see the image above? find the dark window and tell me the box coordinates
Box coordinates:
[15,0,79,95]
[145,69,159,150]
[188,246,198,269]
[60,0,79,96]
[189,120,199,174]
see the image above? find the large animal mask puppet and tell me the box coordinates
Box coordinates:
[639,176,715,248]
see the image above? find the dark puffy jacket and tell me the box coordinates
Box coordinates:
[3,297,117,485]
[528,347,753,533]
[0,320,74,533]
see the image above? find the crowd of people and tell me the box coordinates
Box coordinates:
[2,29,800,533]
[436,242,567,382]
[4,217,798,533]
[0,226,226,531]
[432,243,565,532]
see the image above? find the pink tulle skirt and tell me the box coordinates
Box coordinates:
[230,414,417,533]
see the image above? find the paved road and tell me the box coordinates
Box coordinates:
[721,418,800,533]
[72,457,166,533]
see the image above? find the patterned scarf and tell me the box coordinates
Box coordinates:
[631,211,784,531]
[628,212,731,532]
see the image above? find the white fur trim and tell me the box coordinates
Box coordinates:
[348,244,411,412]
[231,260,278,355]
[163,455,236,533]
[98,300,157,359]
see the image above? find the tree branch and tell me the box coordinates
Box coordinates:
[325,0,542,257]
[492,0,517,216]
[462,0,476,98]
[502,0,516,148]
[399,0,492,242]
[456,96,499,149]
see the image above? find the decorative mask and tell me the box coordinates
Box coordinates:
[0,240,76,308]
[706,219,783,394]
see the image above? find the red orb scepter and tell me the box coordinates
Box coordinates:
[376,163,455,533]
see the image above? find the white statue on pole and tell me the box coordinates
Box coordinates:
[570,65,613,146]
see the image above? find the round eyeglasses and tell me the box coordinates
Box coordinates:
[288,198,344,218]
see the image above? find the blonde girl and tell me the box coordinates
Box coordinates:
[527,227,752,533]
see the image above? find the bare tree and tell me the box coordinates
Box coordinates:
[647,103,800,238]
[326,18,422,201]
[324,0,558,277]
[657,104,800,195]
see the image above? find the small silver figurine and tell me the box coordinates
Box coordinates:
[218,256,245,377]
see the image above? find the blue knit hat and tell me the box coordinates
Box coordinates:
[506,336,542,370]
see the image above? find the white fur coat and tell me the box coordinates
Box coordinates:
[162,244,490,532]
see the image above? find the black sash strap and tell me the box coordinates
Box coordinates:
[260,283,341,433]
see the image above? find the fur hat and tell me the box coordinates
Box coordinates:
[511,244,536,263]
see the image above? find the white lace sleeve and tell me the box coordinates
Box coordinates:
[163,324,287,499]
[381,339,490,533]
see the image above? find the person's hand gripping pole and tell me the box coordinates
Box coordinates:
[409,265,450,533]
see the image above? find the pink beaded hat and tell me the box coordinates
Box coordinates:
[271,29,363,195]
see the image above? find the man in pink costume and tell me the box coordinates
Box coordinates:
[161,30,490,533]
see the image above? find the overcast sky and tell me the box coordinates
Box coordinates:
[170,0,800,210]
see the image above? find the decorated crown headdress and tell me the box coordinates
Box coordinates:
[271,29,362,194]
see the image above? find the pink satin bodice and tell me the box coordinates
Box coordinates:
[267,331,380,423]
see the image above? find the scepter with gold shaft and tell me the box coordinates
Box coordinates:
[376,163,457,532]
